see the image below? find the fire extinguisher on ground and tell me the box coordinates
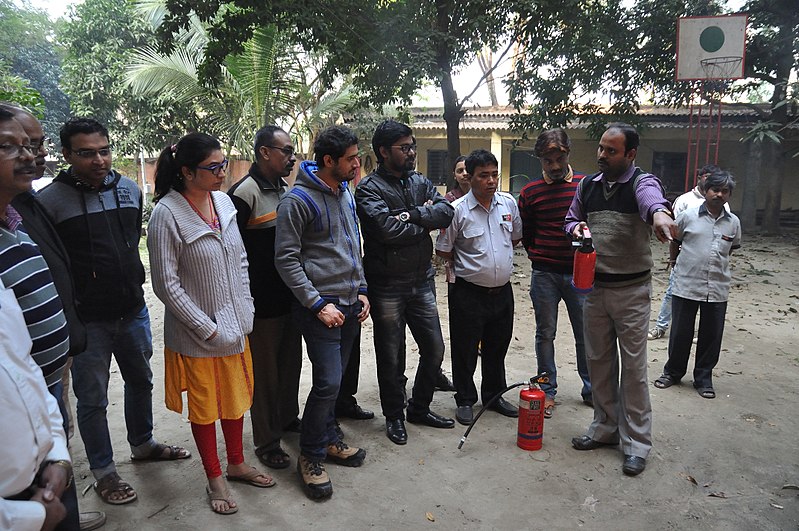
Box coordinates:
[458,373,550,451]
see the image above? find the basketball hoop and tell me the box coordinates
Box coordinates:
[700,56,743,80]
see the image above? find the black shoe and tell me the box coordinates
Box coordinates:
[386,419,407,445]
[489,397,518,418]
[406,410,455,429]
[284,417,302,433]
[571,435,619,451]
[622,455,646,476]
[435,373,456,392]
[456,405,473,426]
[336,403,375,420]
[582,396,594,408]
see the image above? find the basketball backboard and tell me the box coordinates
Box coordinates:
[676,15,747,81]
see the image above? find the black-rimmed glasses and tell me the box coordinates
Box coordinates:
[266,145,296,157]
[72,148,112,159]
[197,159,229,176]
[392,143,417,154]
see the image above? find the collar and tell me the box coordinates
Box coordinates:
[248,163,288,191]
[1,205,22,232]
[160,190,234,244]
[595,164,636,184]
[699,202,730,219]
[542,165,574,185]
[464,190,499,211]
[376,164,412,181]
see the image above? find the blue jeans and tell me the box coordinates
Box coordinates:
[72,305,155,479]
[654,270,674,331]
[294,302,360,460]
[370,280,445,420]
[530,270,591,399]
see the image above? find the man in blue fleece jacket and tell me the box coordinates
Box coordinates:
[275,125,369,500]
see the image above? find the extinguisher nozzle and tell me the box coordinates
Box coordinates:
[457,437,466,450]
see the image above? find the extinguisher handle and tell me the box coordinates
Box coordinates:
[581,227,591,240]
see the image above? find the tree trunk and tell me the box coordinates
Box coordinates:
[740,139,760,232]
[441,71,463,191]
[435,0,463,191]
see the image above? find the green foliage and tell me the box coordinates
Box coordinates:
[0,0,70,142]
[58,0,199,154]
[0,67,45,115]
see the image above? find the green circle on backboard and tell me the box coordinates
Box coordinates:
[700,26,725,53]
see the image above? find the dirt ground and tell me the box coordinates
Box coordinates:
[66,231,799,530]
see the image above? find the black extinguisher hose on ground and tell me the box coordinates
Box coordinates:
[458,372,549,450]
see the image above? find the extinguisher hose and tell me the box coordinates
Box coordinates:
[457,381,527,450]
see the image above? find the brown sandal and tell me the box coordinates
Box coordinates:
[544,397,555,419]
[131,443,191,461]
[206,485,237,515]
[93,472,137,505]
[226,466,275,488]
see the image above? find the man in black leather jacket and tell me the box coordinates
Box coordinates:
[355,120,455,445]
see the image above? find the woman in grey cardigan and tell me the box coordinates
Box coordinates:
[147,133,272,515]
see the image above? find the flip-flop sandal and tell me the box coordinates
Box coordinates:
[226,466,276,488]
[543,398,555,419]
[206,485,237,515]
[697,387,716,399]
[261,448,291,470]
[93,472,137,505]
[131,443,191,461]
[654,375,677,389]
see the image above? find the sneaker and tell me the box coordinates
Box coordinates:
[326,440,366,467]
[647,327,666,340]
[80,511,106,531]
[297,456,332,500]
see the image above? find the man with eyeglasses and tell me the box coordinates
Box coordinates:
[355,119,455,445]
[1,103,106,530]
[38,118,190,507]
[0,106,75,530]
[228,125,305,471]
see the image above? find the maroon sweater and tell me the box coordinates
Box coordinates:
[518,173,585,274]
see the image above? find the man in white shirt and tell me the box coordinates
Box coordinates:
[0,279,71,531]
[435,149,523,425]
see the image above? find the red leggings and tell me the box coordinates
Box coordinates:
[190,417,244,479]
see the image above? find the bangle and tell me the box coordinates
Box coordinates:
[45,460,73,489]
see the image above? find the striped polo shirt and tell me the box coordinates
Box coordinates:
[0,205,69,389]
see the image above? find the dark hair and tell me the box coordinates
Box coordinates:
[0,101,26,115]
[313,125,358,166]
[60,118,109,151]
[153,133,221,202]
[371,119,413,164]
[452,155,466,172]
[704,170,735,193]
[696,164,721,192]
[464,149,498,176]
[534,128,571,158]
[253,125,286,160]
[605,122,639,153]
[0,107,15,123]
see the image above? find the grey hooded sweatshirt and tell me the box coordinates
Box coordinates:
[275,160,367,313]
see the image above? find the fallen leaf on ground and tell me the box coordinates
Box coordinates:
[419,459,424,465]
[678,473,698,486]
[708,491,728,498]
[770,503,784,509]
[582,496,598,512]
[781,484,799,490]
[726,370,743,375]
[425,512,435,522]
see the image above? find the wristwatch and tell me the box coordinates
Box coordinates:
[398,211,411,222]
[44,459,73,489]
[654,207,673,219]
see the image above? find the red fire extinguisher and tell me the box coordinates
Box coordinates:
[572,227,596,293]
[517,381,546,451]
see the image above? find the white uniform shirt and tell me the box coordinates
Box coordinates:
[436,191,522,288]
[0,280,69,531]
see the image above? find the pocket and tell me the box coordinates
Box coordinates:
[205,303,241,349]
[463,225,485,253]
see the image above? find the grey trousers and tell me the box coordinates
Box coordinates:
[583,281,653,459]
[248,314,303,455]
